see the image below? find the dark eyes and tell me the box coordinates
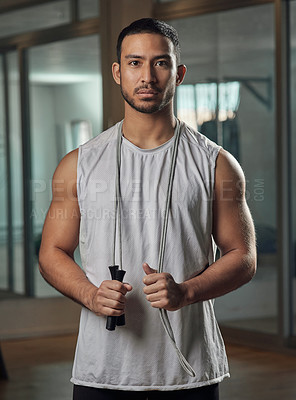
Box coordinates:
[128,60,168,67]
[156,60,168,67]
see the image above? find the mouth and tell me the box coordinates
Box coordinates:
[137,89,158,94]
[136,89,160,100]
[135,86,161,94]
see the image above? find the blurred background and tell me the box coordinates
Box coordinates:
[0,0,296,399]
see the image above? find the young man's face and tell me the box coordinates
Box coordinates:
[113,33,186,114]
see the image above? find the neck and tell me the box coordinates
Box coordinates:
[122,106,176,149]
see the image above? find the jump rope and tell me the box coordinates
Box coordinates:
[106,119,196,378]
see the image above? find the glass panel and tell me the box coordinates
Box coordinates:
[0,1,70,39]
[79,0,99,20]
[290,0,296,335]
[29,35,103,297]
[172,3,277,334]
[8,52,25,295]
[0,55,9,293]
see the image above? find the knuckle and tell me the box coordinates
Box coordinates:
[97,286,104,295]
[113,281,121,290]
[113,299,122,308]
[115,292,122,301]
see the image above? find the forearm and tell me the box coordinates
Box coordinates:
[39,247,97,310]
[181,249,256,305]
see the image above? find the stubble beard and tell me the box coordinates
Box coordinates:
[120,84,176,114]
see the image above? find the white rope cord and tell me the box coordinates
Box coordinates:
[113,120,124,269]
[156,119,196,378]
[115,119,196,377]
[157,118,181,274]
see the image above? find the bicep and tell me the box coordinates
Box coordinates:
[41,198,80,257]
[40,149,80,257]
[212,149,256,256]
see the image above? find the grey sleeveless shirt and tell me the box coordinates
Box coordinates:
[71,120,230,391]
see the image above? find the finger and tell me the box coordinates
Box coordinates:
[143,273,159,285]
[143,271,169,286]
[149,300,164,309]
[110,290,127,303]
[99,285,127,303]
[101,297,125,309]
[145,291,163,303]
[99,305,125,317]
[105,280,130,295]
[143,262,157,275]
[123,283,133,292]
[143,282,162,295]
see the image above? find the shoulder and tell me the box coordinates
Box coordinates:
[54,148,78,181]
[215,148,246,200]
[51,149,79,198]
[216,148,245,182]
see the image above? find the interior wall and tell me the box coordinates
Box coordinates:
[53,79,103,151]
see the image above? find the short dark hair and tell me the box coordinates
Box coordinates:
[116,18,181,64]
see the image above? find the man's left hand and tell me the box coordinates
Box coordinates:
[142,263,187,311]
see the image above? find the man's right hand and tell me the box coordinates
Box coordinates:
[39,149,133,317]
[89,280,133,317]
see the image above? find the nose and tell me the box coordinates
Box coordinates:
[141,63,157,84]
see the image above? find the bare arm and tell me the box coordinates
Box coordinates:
[39,149,132,316]
[143,149,256,310]
[182,148,257,304]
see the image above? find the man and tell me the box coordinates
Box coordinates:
[39,18,256,400]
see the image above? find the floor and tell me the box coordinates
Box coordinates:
[1,334,296,400]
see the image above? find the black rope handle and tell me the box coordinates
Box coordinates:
[106,265,126,331]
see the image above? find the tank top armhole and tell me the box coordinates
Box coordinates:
[209,145,222,258]
[76,144,83,211]
[210,145,222,196]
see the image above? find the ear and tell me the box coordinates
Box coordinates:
[112,62,121,85]
[176,64,187,86]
